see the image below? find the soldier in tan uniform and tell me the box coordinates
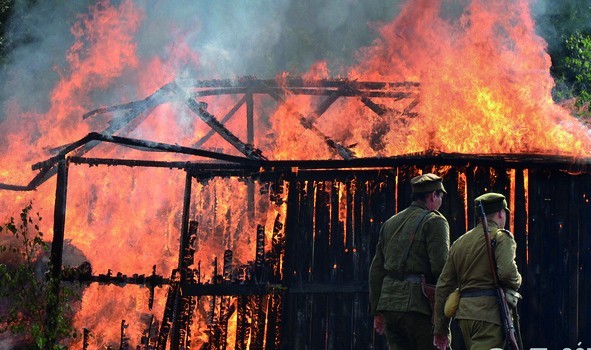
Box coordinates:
[369,173,450,350]
[433,192,522,350]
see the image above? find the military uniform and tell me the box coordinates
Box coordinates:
[433,193,522,350]
[369,174,450,349]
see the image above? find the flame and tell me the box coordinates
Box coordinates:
[1,0,591,348]
[348,0,591,156]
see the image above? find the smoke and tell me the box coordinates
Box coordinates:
[530,0,591,55]
[0,0,404,121]
[0,2,91,114]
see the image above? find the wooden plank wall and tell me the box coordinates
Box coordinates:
[282,171,395,350]
[524,170,591,349]
[278,166,591,349]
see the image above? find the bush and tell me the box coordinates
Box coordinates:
[0,202,79,349]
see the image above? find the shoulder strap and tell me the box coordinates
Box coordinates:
[491,228,513,249]
[384,210,416,254]
[499,228,515,239]
[401,210,432,273]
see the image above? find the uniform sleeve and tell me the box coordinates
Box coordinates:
[494,230,522,290]
[369,225,387,315]
[433,247,457,335]
[424,214,451,278]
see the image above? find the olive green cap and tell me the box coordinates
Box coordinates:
[475,192,510,215]
[410,173,446,194]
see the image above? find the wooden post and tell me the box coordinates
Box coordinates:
[170,171,193,348]
[46,157,68,347]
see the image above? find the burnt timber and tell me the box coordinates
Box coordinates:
[1,78,591,349]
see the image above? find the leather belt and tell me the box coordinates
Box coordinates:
[460,289,496,297]
[387,271,423,284]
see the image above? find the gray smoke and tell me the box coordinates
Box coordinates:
[0,0,404,122]
[530,0,591,55]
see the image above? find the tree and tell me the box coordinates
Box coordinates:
[563,31,591,108]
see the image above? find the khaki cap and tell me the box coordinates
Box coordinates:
[410,173,446,194]
[475,192,510,215]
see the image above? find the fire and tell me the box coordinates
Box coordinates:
[0,0,590,348]
[347,0,591,156]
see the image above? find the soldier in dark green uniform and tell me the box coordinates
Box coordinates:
[433,192,522,350]
[369,173,450,350]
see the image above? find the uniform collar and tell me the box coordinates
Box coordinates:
[484,220,501,231]
[410,200,429,210]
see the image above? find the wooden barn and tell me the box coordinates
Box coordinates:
[6,78,591,349]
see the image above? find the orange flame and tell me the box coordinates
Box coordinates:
[1,0,590,348]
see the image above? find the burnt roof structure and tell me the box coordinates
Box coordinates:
[2,78,591,349]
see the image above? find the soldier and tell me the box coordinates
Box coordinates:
[369,173,450,350]
[433,192,522,350]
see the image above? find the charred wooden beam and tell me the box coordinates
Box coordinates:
[172,83,267,161]
[83,328,90,350]
[186,78,420,103]
[61,267,169,290]
[193,94,248,148]
[177,242,198,349]
[247,89,257,220]
[12,136,591,193]
[45,158,68,343]
[255,224,266,282]
[62,148,591,173]
[188,86,416,99]
[181,282,285,296]
[83,83,178,120]
[206,258,221,349]
[265,293,283,350]
[264,87,356,160]
[304,93,340,125]
[218,250,234,349]
[269,213,285,280]
[185,77,420,90]
[139,315,155,349]
[156,270,179,350]
[235,296,249,350]
[120,320,130,350]
[250,295,267,349]
[171,174,197,348]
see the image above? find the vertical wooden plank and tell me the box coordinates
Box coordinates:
[396,166,415,211]
[330,181,344,283]
[512,168,528,348]
[523,168,545,347]
[246,89,255,220]
[314,181,331,282]
[328,180,347,349]
[265,212,285,350]
[566,174,582,344]
[363,177,389,350]
[345,180,354,283]
[513,169,527,269]
[353,178,362,281]
[578,174,591,345]
[363,173,396,350]
[235,296,249,350]
[441,167,466,241]
[47,158,69,339]
[525,169,572,348]
[309,181,330,348]
[281,180,305,347]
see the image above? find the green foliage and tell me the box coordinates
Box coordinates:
[563,31,591,109]
[0,0,13,61]
[0,202,79,349]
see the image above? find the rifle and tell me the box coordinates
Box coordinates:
[476,201,520,350]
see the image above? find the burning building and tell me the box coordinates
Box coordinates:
[1,0,591,349]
